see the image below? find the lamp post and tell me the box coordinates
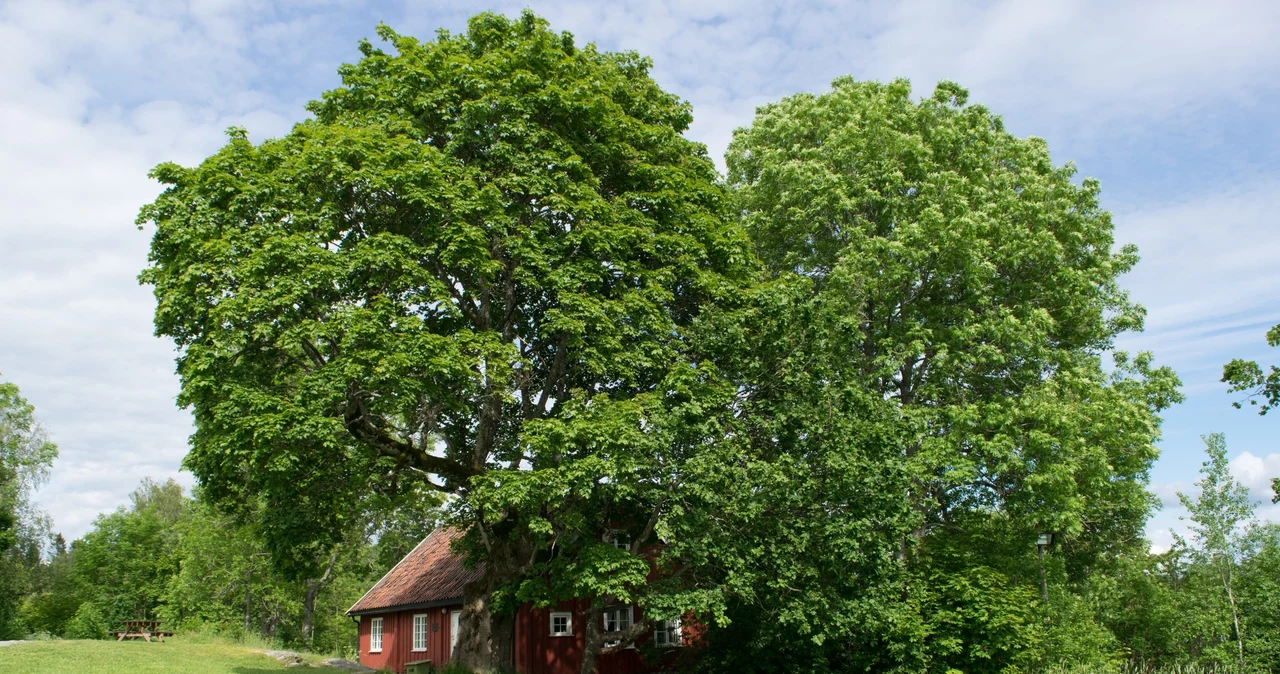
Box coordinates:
[1036,533,1053,603]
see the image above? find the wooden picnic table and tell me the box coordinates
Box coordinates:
[110,620,174,642]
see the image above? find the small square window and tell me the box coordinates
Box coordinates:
[653,618,681,647]
[550,611,573,637]
[602,606,633,648]
[606,530,631,552]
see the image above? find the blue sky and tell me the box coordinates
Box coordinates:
[1,0,1278,548]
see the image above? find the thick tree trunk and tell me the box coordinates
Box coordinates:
[454,578,515,671]
[580,603,650,674]
[578,604,604,674]
[454,536,523,672]
[302,586,317,645]
[302,549,340,644]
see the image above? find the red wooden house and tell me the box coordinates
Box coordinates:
[347,528,685,674]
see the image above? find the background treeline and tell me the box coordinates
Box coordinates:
[1,376,442,656]
[4,395,1279,671]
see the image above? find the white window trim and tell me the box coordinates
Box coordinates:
[412,613,429,652]
[604,529,631,552]
[654,617,682,648]
[370,617,383,653]
[602,606,635,649]
[549,611,573,637]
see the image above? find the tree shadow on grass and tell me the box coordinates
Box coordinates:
[233,669,292,674]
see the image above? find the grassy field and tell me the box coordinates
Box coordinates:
[0,637,357,674]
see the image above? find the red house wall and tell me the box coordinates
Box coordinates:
[360,601,687,674]
[514,599,653,674]
[358,603,464,672]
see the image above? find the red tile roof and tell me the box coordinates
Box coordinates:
[347,527,484,615]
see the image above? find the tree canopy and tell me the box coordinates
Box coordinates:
[139,10,750,669]
[705,77,1182,673]
[137,12,1192,673]
[726,76,1180,562]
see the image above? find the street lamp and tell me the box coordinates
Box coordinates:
[1036,533,1053,603]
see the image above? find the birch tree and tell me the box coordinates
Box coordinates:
[1178,433,1255,669]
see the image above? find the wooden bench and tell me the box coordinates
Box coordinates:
[111,620,174,642]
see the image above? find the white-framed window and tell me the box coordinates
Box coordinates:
[602,606,633,648]
[412,614,428,652]
[549,611,573,637]
[653,618,682,647]
[370,617,383,653]
[605,529,631,552]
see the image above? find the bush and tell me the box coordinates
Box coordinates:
[1036,592,1123,671]
[19,590,81,636]
[63,602,109,640]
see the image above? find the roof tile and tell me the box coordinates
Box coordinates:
[347,527,484,615]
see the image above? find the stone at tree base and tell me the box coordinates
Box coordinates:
[322,658,375,672]
[263,650,303,666]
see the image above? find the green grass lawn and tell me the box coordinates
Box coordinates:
[0,637,355,674]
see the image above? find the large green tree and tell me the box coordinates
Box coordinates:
[138,11,749,669]
[721,78,1181,673]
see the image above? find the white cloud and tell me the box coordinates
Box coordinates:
[1230,451,1280,503]
[1150,451,1280,552]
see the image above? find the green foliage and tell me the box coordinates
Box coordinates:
[712,75,1183,673]
[1237,525,1280,671]
[74,479,185,625]
[0,374,58,553]
[63,601,110,640]
[42,477,390,653]
[1093,552,1184,664]
[726,76,1180,554]
[1222,323,1280,415]
[0,372,59,637]
[1038,592,1124,671]
[922,564,1043,673]
[139,11,751,667]
[1176,434,1254,668]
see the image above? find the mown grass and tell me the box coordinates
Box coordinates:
[0,635,352,674]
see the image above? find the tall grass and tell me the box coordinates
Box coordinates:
[1041,662,1269,674]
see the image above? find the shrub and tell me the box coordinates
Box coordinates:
[63,602,109,640]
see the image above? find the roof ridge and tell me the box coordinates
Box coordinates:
[347,526,483,615]
[345,528,441,616]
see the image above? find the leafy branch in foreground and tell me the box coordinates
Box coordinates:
[1222,323,1280,415]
